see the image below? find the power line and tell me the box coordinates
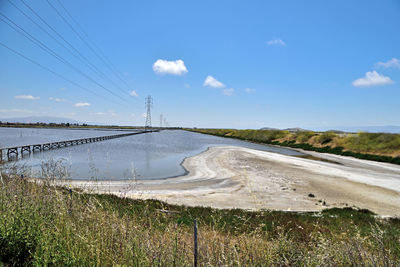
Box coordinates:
[8,0,93,74]
[9,0,128,96]
[53,0,137,94]
[46,0,135,98]
[19,0,100,75]
[0,40,109,102]
[0,11,129,104]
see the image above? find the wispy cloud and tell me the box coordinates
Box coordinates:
[375,58,400,69]
[203,75,225,88]
[15,95,40,100]
[267,38,286,46]
[223,88,235,96]
[93,112,105,115]
[352,71,393,87]
[49,97,65,102]
[74,102,90,107]
[0,108,32,113]
[245,88,256,93]
[108,109,117,116]
[129,90,138,97]
[153,59,188,75]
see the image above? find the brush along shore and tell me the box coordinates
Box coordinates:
[1,172,400,266]
[188,128,400,164]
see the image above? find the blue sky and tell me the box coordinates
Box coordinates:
[0,0,399,129]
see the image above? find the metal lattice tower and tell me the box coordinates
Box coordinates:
[145,95,153,128]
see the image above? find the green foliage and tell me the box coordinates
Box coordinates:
[316,131,337,145]
[343,132,400,154]
[189,129,400,165]
[1,174,400,266]
[295,131,316,143]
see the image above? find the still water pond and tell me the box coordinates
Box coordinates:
[0,128,304,180]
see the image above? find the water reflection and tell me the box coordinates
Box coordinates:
[1,129,305,180]
[145,131,151,171]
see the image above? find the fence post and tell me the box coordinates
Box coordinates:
[68,189,72,214]
[194,219,198,267]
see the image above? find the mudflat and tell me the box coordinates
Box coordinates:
[67,146,400,217]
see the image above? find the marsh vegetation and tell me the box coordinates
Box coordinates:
[190,129,400,165]
[0,162,399,266]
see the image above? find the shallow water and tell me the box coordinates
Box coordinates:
[0,128,305,180]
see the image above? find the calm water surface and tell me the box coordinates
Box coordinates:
[0,128,304,180]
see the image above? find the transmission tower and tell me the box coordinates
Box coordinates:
[145,95,153,128]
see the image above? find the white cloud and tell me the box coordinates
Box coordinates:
[267,38,286,46]
[129,90,138,97]
[15,95,40,100]
[93,112,105,115]
[74,102,91,107]
[223,88,235,96]
[153,59,188,75]
[203,75,225,88]
[352,71,393,87]
[375,58,400,69]
[245,88,256,93]
[49,97,65,102]
[184,83,191,88]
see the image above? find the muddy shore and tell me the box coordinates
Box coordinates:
[66,146,400,217]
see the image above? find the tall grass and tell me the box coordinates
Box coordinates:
[189,128,400,164]
[1,163,400,266]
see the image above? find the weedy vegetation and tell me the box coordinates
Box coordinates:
[0,161,399,266]
[189,128,400,165]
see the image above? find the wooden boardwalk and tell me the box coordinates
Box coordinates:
[0,130,157,161]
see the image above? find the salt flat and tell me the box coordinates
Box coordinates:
[67,146,400,217]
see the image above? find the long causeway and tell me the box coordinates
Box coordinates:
[0,130,157,161]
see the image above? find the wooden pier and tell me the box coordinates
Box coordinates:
[0,130,157,162]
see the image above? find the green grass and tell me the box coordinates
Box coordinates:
[188,128,400,165]
[1,172,400,266]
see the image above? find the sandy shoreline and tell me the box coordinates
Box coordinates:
[66,146,400,217]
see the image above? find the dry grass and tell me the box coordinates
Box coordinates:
[1,162,400,266]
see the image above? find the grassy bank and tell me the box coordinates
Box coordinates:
[188,128,400,165]
[1,172,400,266]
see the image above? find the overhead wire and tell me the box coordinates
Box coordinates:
[51,0,139,98]
[0,40,111,102]
[0,11,129,104]
[10,0,130,98]
[7,0,101,78]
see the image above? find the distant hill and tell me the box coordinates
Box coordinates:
[315,126,400,134]
[0,116,82,124]
[260,126,400,134]
[260,127,310,132]
[283,127,310,132]
[260,127,278,130]
[344,126,400,134]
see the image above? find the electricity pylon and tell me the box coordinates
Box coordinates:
[145,95,153,129]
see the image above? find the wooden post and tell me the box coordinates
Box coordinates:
[194,219,198,267]
[68,188,72,214]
